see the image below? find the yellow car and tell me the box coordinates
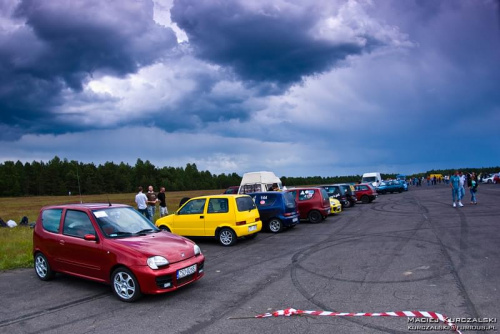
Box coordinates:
[155,195,262,246]
[329,197,342,214]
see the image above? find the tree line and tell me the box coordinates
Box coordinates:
[0,156,498,197]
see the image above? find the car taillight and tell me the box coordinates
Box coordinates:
[255,217,260,222]
[236,221,246,226]
[284,213,292,217]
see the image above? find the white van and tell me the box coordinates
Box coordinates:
[238,171,283,194]
[362,172,382,188]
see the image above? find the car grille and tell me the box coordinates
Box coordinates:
[155,261,204,289]
[177,273,195,286]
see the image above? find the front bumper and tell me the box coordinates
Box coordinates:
[132,255,205,295]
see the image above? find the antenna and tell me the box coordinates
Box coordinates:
[107,194,112,207]
[76,162,83,204]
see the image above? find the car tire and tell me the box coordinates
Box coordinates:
[487,180,492,184]
[344,200,352,208]
[159,225,171,232]
[268,219,283,233]
[361,195,370,204]
[308,210,322,223]
[218,228,237,246]
[34,252,55,281]
[112,267,142,302]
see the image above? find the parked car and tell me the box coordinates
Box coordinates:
[238,171,283,194]
[362,172,382,188]
[329,197,342,214]
[223,186,239,194]
[33,203,205,302]
[319,185,351,208]
[337,184,357,207]
[155,195,261,246]
[286,188,330,223]
[482,173,498,184]
[250,192,300,233]
[353,183,377,203]
[376,180,404,194]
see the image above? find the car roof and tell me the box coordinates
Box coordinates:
[41,203,131,210]
[250,191,284,196]
[190,194,250,199]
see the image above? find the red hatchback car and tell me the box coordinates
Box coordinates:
[33,203,205,302]
[353,183,378,203]
[287,187,330,223]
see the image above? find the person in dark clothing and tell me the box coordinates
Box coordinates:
[157,187,168,217]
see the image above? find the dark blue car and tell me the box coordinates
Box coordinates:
[250,192,300,233]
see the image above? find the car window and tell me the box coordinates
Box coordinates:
[319,188,329,200]
[254,194,277,207]
[239,184,262,194]
[179,199,206,214]
[298,189,315,201]
[361,185,368,191]
[42,209,62,233]
[208,198,229,213]
[323,186,340,196]
[236,196,256,211]
[284,192,296,209]
[63,210,96,238]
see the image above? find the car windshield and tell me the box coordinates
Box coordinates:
[92,207,158,238]
[323,186,342,196]
[362,177,376,182]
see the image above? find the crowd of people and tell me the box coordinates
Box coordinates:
[134,185,168,222]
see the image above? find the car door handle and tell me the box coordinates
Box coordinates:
[200,216,204,219]
[59,240,65,245]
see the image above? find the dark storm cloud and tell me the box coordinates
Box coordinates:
[0,0,177,137]
[171,0,380,89]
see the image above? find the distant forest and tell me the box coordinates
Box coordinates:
[0,156,498,197]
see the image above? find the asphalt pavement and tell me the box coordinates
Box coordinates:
[1,183,499,334]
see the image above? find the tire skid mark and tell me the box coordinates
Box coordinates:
[0,292,109,328]
[289,193,436,333]
[414,197,479,319]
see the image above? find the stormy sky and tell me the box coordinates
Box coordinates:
[1,0,499,176]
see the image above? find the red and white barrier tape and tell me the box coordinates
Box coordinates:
[254,307,461,333]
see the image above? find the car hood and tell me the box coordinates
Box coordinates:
[110,232,196,264]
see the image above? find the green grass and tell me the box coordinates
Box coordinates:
[0,189,224,271]
[0,227,34,270]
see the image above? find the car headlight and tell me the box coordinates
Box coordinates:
[194,244,201,256]
[147,256,169,269]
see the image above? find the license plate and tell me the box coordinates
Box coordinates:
[248,225,257,232]
[177,264,196,279]
[292,217,298,222]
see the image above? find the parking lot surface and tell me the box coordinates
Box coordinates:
[1,184,499,334]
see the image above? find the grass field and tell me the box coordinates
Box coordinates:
[0,189,224,271]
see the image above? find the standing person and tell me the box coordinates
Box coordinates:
[135,186,148,216]
[458,171,466,201]
[469,172,478,204]
[146,185,158,221]
[157,187,168,217]
[450,171,463,207]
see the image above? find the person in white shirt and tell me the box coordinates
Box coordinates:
[135,186,148,217]
[458,171,466,201]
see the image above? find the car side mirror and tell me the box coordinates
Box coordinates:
[84,234,97,241]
